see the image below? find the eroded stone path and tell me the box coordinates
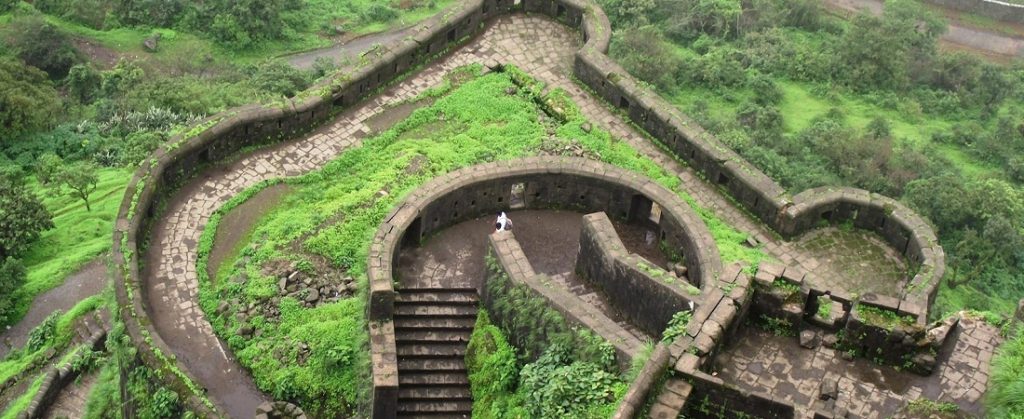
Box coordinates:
[148,13,969,417]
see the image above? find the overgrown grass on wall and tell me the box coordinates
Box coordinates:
[196,66,764,415]
[3,168,130,329]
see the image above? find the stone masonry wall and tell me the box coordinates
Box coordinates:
[924,0,1024,24]
[576,212,699,338]
[112,0,949,414]
[367,157,721,416]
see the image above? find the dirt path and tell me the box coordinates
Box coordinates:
[285,25,420,70]
[824,0,1024,58]
[0,259,107,359]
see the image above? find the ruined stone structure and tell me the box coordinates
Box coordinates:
[106,0,1000,417]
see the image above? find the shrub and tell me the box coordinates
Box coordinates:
[0,175,54,258]
[0,56,63,140]
[5,15,81,79]
[245,60,313,98]
[0,257,27,326]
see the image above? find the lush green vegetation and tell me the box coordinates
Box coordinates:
[602,0,1024,318]
[198,66,763,415]
[989,328,1024,417]
[465,310,628,419]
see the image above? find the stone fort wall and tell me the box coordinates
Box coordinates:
[366,157,723,417]
[109,0,948,415]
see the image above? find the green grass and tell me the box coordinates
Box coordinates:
[988,328,1024,418]
[4,168,129,329]
[197,66,764,416]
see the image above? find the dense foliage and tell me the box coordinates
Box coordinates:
[465,310,627,419]
[0,176,53,259]
[604,0,1024,317]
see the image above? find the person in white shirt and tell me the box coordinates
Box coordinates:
[494,212,513,232]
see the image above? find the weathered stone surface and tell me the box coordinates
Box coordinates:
[799,329,821,349]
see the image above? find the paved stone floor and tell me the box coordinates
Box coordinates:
[712,316,1002,418]
[789,227,908,297]
[144,12,924,416]
[396,210,654,343]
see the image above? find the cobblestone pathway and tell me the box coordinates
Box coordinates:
[144,13,943,417]
[713,316,1003,417]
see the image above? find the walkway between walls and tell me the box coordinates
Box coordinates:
[825,0,1024,59]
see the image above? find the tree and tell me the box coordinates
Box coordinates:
[0,176,54,259]
[0,257,26,325]
[34,153,63,186]
[58,162,99,211]
[0,57,63,141]
[66,64,102,103]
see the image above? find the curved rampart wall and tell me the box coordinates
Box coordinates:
[924,0,1024,24]
[366,157,722,417]
[112,0,520,414]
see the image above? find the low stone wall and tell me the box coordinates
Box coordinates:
[924,0,1024,24]
[19,329,107,419]
[612,343,670,419]
[750,262,959,375]
[577,212,700,338]
[367,157,722,416]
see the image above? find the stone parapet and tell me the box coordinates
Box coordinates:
[577,212,701,338]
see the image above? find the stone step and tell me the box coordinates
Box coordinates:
[393,317,476,330]
[398,358,467,372]
[396,400,473,415]
[396,290,479,305]
[399,372,470,386]
[398,385,472,400]
[394,305,478,318]
[397,343,467,358]
[396,329,472,343]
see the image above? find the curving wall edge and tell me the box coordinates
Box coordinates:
[366,156,722,417]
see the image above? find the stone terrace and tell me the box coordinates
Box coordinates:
[712,316,1003,418]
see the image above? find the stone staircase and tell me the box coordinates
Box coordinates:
[393,288,477,418]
